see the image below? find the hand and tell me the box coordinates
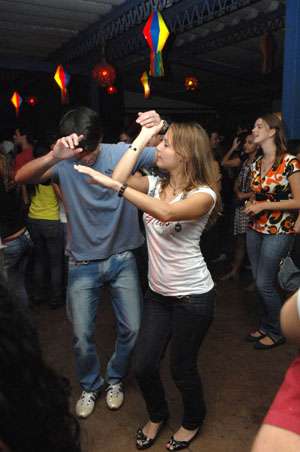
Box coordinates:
[236,190,244,201]
[140,121,165,141]
[74,164,116,190]
[244,200,265,216]
[136,110,161,128]
[232,137,240,151]
[294,217,300,234]
[52,134,84,160]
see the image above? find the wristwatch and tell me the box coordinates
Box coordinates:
[160,120,170,135]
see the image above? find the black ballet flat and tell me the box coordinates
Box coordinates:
[166,429,199,451]
[245,330,266,342]
[136,420,167,450]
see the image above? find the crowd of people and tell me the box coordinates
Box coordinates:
[1,107,300,451]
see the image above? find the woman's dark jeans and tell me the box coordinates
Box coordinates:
[27,218,64,304]
[134,287,215,430]
[246,228,293,340]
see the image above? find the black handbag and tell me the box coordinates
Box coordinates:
[278,255,300,293]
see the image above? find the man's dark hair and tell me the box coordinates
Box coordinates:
[0,285,81,452]
[59,106,103,152]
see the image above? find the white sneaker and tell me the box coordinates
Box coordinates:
[75,390,98,418]
[105,383,124,410]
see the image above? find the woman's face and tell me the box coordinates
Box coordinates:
[252,118,275,145]
[243,134,257,155]
[156,130,182,171]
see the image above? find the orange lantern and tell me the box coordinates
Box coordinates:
[184,76,199,91]
[92,63,116,87]
[106,85,118,95]
[27,96,38,107]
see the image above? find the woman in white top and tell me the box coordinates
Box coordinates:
[75,120,221,451]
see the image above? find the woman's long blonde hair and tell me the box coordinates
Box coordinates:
[161,122,221,225]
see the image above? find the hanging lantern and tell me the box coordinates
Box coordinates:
[140,71,150,98]
[26,96,38,107]
[11,91,23,116]
[184,76,199,91]
[143,10,170,77]
[92,63,116,87]
[54,65,70,104]
[106,85,118,95]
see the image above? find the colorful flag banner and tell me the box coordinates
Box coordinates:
[54,65,70,103]
[11,91,23,116]
[140,71,150,98]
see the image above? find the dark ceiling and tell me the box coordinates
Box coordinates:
[0,0,286,123]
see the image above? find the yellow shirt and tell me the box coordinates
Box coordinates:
[28,184,59,221]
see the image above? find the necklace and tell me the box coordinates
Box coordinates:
[261,157,275,177]
[169,181,184,196]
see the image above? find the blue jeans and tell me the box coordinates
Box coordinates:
[67,250,142,392]
[2,231,32,306]
[246,229,293,340]
[134,288,215,430]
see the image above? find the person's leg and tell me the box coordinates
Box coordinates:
[170,289,215,432]
[233,234,246,273]
[42,220,65,305]
[134,289,172,422]
[246,229,267,336]
[252,424,300,452]
[106,251,142,384]
[3,233,31,306]
[255,234,293,341]
[27,219,48,303]
[67,259,104,392]
[246,228,263,281]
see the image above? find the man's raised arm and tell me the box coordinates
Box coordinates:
[15,133,84,184]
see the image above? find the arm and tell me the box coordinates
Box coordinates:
[113,111,163,183]
[294,212,300,234]
[73,164,214,222]
[15,134,84,184]
[221,137,241,168]
[280,290,300,345]
[244,172,300,215]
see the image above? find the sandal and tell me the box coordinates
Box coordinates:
[245,330,266,342]
[166,429,199,451]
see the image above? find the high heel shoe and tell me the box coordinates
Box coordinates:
[166,428,200,451]
[136,419,167,450]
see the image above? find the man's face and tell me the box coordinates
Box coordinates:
[76,148,98,166]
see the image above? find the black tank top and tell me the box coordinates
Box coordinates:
[0,179,26,239]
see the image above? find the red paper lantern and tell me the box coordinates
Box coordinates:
[27,96,38,107]
[184,76,199,91]
[92,63,116,87]
[106,85,118,95]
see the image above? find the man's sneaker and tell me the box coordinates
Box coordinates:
[75,390,98,418]
[105,383,124,410]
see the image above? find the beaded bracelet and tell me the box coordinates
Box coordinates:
[118,183,128,197]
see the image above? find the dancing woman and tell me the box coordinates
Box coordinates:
[75,120,221,451]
